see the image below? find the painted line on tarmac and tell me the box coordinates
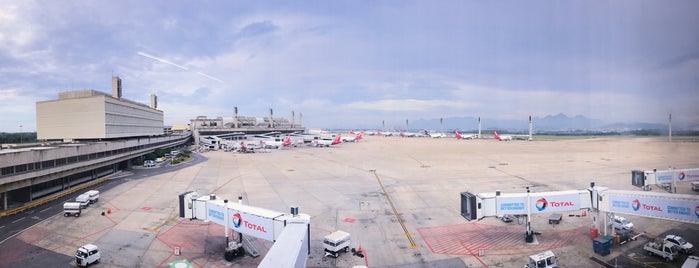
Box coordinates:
[0,225,5,229]
[12,217,25,224]
[372,170,419,249]
[39,207,52,213]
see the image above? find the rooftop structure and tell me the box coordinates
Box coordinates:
[36,77,163,142]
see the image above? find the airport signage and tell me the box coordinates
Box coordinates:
[496,196,527,215]
[655,168,699,183]
[205,203,277,240]
[608,193,699,223]
[529,194,580,213]
[228,208,276,241]
[496,193,580,215]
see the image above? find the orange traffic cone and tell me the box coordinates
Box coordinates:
[107,208,112,214]
[581,210,586,217]
[357,245,363,254]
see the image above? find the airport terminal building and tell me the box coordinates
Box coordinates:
[0,77,189,213]
[36,77,164,142]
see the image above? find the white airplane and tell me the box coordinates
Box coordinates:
[493,131,530,141]
[454,130,477,140]
[313,134,342,147]
[429,131,446,138]
[399,130,427,137]
[258,135,292,149]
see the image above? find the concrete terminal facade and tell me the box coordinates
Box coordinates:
[0,76,187,212]
[36,77,163,142]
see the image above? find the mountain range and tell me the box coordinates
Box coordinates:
[394,113,690,133]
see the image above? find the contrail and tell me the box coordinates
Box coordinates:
[137,51,189,71]
[197,72,224,83]
[137,51,225,83]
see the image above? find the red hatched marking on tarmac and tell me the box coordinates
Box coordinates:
[343,218,356,223]
[417,223,588,256]
[141,206,152,211]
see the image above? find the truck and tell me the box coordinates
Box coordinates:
[644,240,679,262]
[324,230,351,258]
[75,244,100,267]
[63,202,82,217]
[84,190,99,204]
[524,250,558,268]
[76,194,90,209]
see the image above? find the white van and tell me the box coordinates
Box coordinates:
[75,244,100,267]
[323,230,351,258]
[76,194,90,209]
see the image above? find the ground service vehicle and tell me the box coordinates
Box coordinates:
[84,190,99,204]
[76,194,90,209]
[644,240,679,262]
[682,256,699,268]
[63,202,82,217]
[75,244,100,267]
[324,230,351,258]
[666,235,694,254]
[524,250,558,268]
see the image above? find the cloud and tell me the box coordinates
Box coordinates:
[344,99,467,112]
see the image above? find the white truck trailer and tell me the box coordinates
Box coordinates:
[63,202,82,217]
[76,194,90,209]
[84,190,99,204]
[323,230,351,258]
[644,240,679,262]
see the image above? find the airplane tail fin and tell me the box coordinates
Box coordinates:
[332,134,342,145]
[282,136,291,146]
[454,129,462,139]
[494,131,502,141]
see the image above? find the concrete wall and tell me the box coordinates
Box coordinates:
[36,90,163,141]
[36,96,106,140]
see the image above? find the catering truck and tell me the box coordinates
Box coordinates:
[63,202,82,217]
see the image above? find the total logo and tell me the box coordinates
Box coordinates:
[679,172,685,180]
[535,198,575,211]
[232,213,242,228]
[631,200,641,211]
[535,198,548,211]
[632,199,662,212]
[231,212,268,233]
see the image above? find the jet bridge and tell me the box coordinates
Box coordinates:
[178,191,311,268]
[632,168,699,192]
[461,183,699,241]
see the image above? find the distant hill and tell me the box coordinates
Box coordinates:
[404,114,685,133]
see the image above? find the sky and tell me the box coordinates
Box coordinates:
[1,1,698,132]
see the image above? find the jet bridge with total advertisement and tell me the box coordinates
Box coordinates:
[461,183,699,241]
[178,191,311,268]
[632,168,699,192]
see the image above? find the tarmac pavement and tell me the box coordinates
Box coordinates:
[0,136,698,267]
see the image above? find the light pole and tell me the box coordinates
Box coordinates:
[19,125,22,143]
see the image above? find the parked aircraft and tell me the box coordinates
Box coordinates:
[454,130,477,140]
[493,130,532,141]
[313,134,342,147]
